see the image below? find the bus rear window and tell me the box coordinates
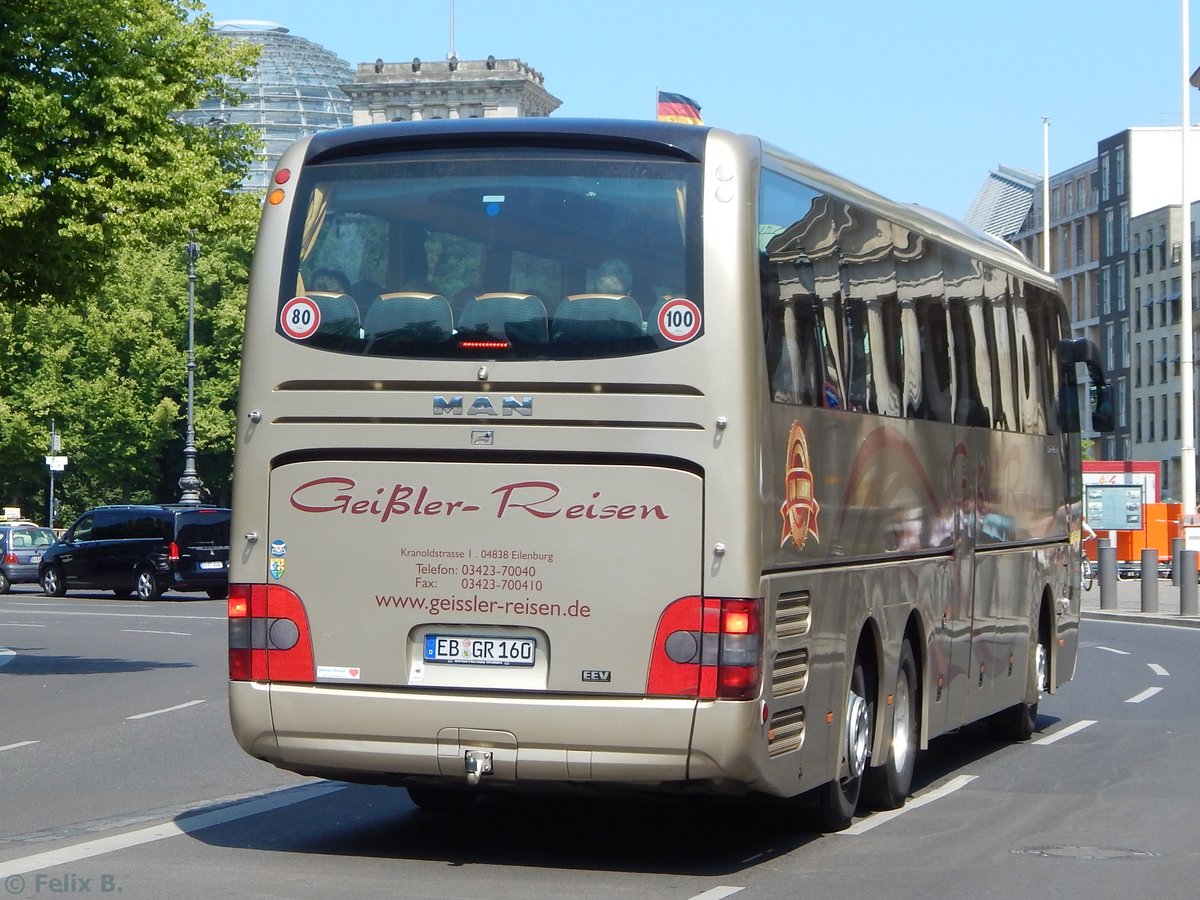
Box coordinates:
[279,148,703,360]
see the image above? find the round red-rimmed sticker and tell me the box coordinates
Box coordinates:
[280,296,321,340]
[656,297,702,343]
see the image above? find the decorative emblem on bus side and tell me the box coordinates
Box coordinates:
[780,420,820,550]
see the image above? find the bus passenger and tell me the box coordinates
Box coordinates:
[595,258,633,295]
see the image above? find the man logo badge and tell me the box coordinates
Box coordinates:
[582,670,611,683]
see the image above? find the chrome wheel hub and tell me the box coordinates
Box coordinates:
[846,690,870,778]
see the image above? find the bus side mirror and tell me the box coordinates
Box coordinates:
[1059,338,1113,434]
[1088,379,1113,433]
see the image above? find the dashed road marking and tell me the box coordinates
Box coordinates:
[1033,719,1098,745]
[1147,663,1169,676]
[1125,686,1163,704]
[687,888,745,900]
[840,774,978,835]
[126,699,207,720]
[0,741,39,753]
[0,781,344,879]
[121,629,192,636]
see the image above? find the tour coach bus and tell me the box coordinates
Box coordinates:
[228,118,1110,830]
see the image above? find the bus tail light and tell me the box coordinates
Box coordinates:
[647,596,762,700]
[228,583,315,683]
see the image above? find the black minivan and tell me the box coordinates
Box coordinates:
[39,505,231,600]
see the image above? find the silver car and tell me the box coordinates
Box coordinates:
[0,524,58,593]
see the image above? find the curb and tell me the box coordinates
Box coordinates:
[1082,610,1200,628]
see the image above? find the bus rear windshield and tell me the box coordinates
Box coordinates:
[279,148,703,360]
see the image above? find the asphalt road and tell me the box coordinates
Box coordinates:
[2,587,1197,899]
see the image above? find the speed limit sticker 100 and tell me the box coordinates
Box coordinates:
[280,296,322,340]
[656,297,702,343]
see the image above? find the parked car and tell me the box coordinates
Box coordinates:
[38,505,231,600]
[0,523,58,593]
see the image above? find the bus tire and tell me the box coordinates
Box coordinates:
[406,784,479,813]
[989,617,1048,742]
[864,639,919,810]
[816,654,872,831]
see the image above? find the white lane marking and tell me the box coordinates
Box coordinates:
[126,699,207,720]
[0,623,46,627]
[1148,663,1169,676]
[0,741,39,753]
[2,609,223,621]
[0,781,344,879]
[840,774,978,835]
[0,647,14,668]
[121,629,192,636]
[1033,719,1098,746]
[687,888,745,900]
[1126,686,1164,704]
[1095,646,1130,655]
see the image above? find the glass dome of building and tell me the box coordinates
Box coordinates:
[193,21,354,192]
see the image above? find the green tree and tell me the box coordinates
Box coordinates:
[0,1,262,519]
[0,0,258,303]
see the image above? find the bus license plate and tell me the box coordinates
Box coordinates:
[424,634,536,667]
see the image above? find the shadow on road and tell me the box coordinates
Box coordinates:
[190,723,1032,876]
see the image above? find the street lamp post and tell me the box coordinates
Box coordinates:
[178,236,204,506]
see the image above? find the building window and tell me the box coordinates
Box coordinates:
[1104,209,1114,257]
[1101,152,1111,202]
[1120,203,1129,253]
[1136,397,1143,442]
[1117,262,1127,311]
[1134,287,1142,331]
[1150,395,1156,441]
[1101,266,1111,315]
[1116,146,1126,196]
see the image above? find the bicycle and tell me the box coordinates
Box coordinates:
[1080,554,1094,591]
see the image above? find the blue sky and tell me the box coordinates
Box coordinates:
[199,0,1199,219]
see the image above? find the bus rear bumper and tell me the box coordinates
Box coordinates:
[229,681,764,790]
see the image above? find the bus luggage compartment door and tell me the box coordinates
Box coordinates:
[266,460,703,695]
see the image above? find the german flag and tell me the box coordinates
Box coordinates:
[656,91,703,125]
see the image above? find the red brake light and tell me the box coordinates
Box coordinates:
[168,541,180,562]
[228,583,314,683]
[647,597,762,700]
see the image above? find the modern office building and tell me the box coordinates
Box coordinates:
[1001,127,1200,474]
[342,55,560,123]
[184,21,355,192]
[1127,199,1200,499]
[963,165,1040,241]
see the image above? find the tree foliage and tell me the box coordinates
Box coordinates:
[0,1,263,521]
[0,0,258,302]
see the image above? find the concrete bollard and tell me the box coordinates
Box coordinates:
[1098,540,1118,611]
[1141,548,1159,613]
[1173,538,1186,586]
[1182,550,1199,617]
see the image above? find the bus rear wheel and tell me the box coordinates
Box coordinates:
[816,655,872,831]
[989,621,1048,742]
[864,640,919,810]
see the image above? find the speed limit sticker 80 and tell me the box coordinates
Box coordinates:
[280,296,322,340]
[656,297,702,343]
